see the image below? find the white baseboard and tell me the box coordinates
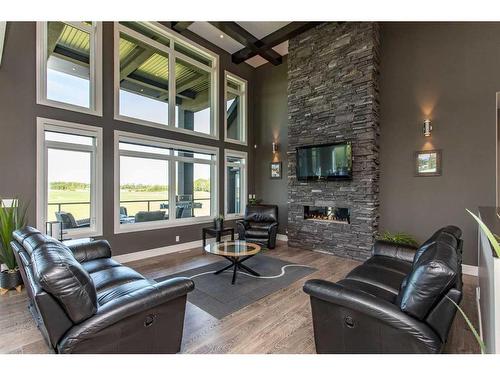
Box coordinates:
[462,264,479,276]
[114,235,234,264]
[277,234,288,242]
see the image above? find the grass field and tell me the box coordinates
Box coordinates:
[48,189,211,221]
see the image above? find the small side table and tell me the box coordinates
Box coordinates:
[202,227,234,247]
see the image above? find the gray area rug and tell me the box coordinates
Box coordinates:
[155,254,316,319]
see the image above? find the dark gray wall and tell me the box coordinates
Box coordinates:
[253,56,288,234]
[379,22,499,266]
[0,22,255,256]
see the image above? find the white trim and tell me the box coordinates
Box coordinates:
[114,130,219,234]
[114,234,233,264]
[36,117,103,239]
[224,149,248,219]
[223,71,248,146]
[113,22,219,139]
[276,234,288,242]
[36,22,102,116]
[0,22,6,66]
[463,264,479,277]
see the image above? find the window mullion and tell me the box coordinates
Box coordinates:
[168,50,176,128]
[168,159,176,222]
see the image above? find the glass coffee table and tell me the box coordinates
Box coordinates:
[204,241,262,284]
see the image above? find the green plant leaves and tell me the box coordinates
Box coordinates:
[0,198,29,270]
[466,209,500,258]
[376,231,419,247]
[445,295,485,354]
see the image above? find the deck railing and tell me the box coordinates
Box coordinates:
[48,197,210,217]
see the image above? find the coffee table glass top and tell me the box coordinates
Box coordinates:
[204,240,261,257]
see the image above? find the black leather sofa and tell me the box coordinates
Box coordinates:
[303,226,463,354]
[11,226,194,354]
[236,204,279,249]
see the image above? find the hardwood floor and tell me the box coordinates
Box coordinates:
[0,241,480,354]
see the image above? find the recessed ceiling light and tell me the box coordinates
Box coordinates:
[72,67,76,71]
[220,34,224,39]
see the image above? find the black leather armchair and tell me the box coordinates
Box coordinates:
[236,204,279,249]
[11,226,194,354]
[303,226,463,354]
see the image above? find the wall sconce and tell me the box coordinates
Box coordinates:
[423,119,432,137]
[272,142,278,154]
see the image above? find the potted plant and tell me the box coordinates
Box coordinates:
[0,198,28,295]
[248,197,262,206]
[214,214,224,230]
[376,231,419,247]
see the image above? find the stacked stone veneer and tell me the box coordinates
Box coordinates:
[287,22,380,260]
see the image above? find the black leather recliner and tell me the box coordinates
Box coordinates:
[236,204,279,249]
[11,226,194,354]
[303,226,463,354]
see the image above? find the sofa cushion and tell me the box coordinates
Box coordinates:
[90,266,145,293]
[337,279,397,303]
[397,241,459,320]
[249,222,274,231]
[245,228,270,239]
[413,231,459,264]
[97,279,152,306]
[245,204,278,222]
[345,264,406,295]
[32,242,98,324]
[364,256,412,275]
[82,258,121,274]
[23,233,60,255]
[13,226,40,244]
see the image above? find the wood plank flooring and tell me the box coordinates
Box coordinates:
[0,241,480,354]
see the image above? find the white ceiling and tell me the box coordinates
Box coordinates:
[187,22,291,68]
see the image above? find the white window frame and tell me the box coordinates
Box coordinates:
[114,130,219,234]
[224,71,248,146]
[36,22,103,116]
[114,22,219,140]
[36,117,103,238]
[224,149,248,219]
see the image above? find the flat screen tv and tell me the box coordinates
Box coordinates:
[296,142,352,181]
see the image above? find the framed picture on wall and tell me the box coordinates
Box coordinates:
[270,162,282,179]
[415,150,442,177]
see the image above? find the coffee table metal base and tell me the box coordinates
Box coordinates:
[214,255,260,284]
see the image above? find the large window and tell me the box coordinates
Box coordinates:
[37,118,103,238]
[115,131,218,233]
[115,22,218,138]
[225,150,247,218]
[37,22,102,115]
[224,72,247,145]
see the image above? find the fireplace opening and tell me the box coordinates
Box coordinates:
[303,206,350,224]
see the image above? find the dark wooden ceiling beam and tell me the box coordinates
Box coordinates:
[209,21,283,66]
[232,22,322,64]
[171,22,194,33]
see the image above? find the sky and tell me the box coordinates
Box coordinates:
[46,68,213,186]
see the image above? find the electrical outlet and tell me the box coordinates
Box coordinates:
[175,235,180,242]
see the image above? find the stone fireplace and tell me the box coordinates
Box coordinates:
[287,22,380,260]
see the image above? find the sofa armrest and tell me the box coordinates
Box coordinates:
[67,240,112,263]
[236,220,249,229]
[236,220,248,240]
[57,277,195,353]
[267,221,279,232]
[372,240,417,263]
[303,279,441,353]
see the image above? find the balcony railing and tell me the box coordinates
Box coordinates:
[48,197,211,221]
